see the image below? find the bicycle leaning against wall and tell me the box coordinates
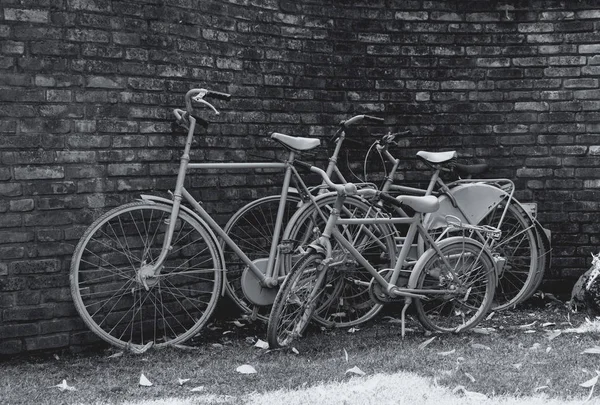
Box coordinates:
[68,89,392,349]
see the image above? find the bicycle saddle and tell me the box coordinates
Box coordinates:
[271,133,321,151]
[416,150,457,164]
[396,195,440,213]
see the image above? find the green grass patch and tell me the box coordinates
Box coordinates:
[1,303,598,404]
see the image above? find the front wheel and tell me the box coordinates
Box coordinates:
[413,237,496,333]
[267,250,327,348]
[70,201,223,349]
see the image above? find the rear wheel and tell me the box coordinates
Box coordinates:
[413,237,496,332]
[222,194,302,321]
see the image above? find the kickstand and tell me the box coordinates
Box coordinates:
[400,298,412,339]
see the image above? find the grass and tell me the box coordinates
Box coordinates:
[1,300,599,405]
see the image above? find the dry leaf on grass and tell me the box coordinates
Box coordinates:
[464,372,476,383]
[343,348,349,362]
[518,321,537,329]
[452,385,487,400]
[292,347,299,355]
[471,343,491,350]
[178,378,190,386]
[130,342,153,355]
[345,366,366,376]
[107,352,123,359]
[190,386,205,392]
[139,373,153,387]
[53,380,76,392]
[254,339,269,349]
[579,372,600,402]
[418,336,436,350]
[582,347,600,355]
[236,365,257,374]
[545,330,562,341]
[438,349,456,356]
[512,363,523,370]
[348,327,359,333]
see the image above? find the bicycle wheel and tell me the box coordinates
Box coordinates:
[267,249,327,348]
[521,221,551,300]
[70,201,223,349]
[222,194,302,321]
[283,194,397,328]
[413,237,496,332]
[423,199,539,311]
[480,202,539,310]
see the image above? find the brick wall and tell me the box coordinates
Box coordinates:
[2,0,600,354]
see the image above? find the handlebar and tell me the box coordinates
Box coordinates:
[329,114,384,143]
[174,88,231,128]
[295,160,374,196]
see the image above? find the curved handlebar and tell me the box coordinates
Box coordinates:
[183,88,231,115]
[329,114,384,143]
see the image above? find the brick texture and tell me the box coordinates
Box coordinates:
[1,0,600,353]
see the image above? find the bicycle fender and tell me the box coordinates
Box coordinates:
[407,236,495,290]
[423,183,508,230]
[139,194,227,296]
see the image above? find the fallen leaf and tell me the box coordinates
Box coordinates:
[452,385,487,400]
[542,322,556,328]
[348,327,359,333]
[245,337,255,344]
[292,347,299,355]
[345,366,366,376]
[172,344,198,351]
[254,339,269,349]
[535,385,549,392]
[53,380,76,392]
[236,364,257,374]
[524,330,536,334]
[178,378,190,386]
[471,343,491,350]
[438,349,456,356]
[107,352,123,359]
[222,331,233,335]
[53,354,60,361]
[232,320,244,327]
[546,346,552,353]
[580,374,599,388]
[130,342,153,354]
[518,321,537,329]
[211,343,223,349]
[545,330,562,341]
[472,327,495,335]
[418,336,436,350]
[464,372,476,383]
[343,348,349,362]
[529,343,541,351]
[139,373,153,387]
[190,386,205,392]
[582,347,600,355]
[485,311,495,321]
[512,363,523,370]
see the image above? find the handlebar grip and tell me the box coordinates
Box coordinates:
[378,192,403,208]
[205,90,231,101]
[363,115,385,123]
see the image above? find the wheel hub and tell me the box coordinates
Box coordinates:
[137,262,160,289]
[241,258,279,306]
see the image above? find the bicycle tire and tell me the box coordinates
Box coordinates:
[267,249,326,348]
[222,194,302,321]
[283,193,397,328]
[70,201,223,349]
[521,221,551,300]
[412,237,496,332]
[421,198,539,311]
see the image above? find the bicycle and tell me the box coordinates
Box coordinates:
[267,165,499,348]
[369,131,550,309]
[69,88,394,349]
[222,114,391,322]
